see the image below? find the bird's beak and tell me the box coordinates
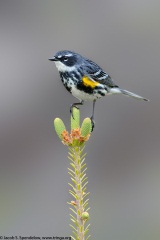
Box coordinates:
[48,56,58,61]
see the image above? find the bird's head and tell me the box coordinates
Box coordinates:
[49,50,81,72]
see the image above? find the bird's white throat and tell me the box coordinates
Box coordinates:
[54,61,76,72]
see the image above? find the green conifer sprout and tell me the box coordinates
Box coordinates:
[81,118,92,137]
[54,118,66,140]
[71,107,80,129]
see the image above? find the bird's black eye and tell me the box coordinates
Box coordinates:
[63,56,68,61]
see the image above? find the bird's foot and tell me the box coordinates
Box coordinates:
[70,101,84,120]
[70,104,79,120]
[90,116,95,132]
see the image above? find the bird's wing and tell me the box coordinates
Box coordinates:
[83,59,118,88]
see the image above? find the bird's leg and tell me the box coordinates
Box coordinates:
[90,100,96,131]
[70,100,84,119]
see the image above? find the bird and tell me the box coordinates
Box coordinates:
[49,50,149,130]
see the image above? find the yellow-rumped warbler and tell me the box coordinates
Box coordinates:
[49,50,149,130]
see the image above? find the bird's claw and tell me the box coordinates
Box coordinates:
[70,104,79,120]
[90,116,95,132]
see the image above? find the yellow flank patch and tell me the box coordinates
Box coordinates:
[82,76,99,88]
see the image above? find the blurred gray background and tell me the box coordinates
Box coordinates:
[0,0,160,239]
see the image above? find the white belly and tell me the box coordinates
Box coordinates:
[71,85,109,101]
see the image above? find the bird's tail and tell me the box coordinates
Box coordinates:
[110,87,149,101]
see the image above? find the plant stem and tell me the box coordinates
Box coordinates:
[54,108,91,240]
[73,146,85,240]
